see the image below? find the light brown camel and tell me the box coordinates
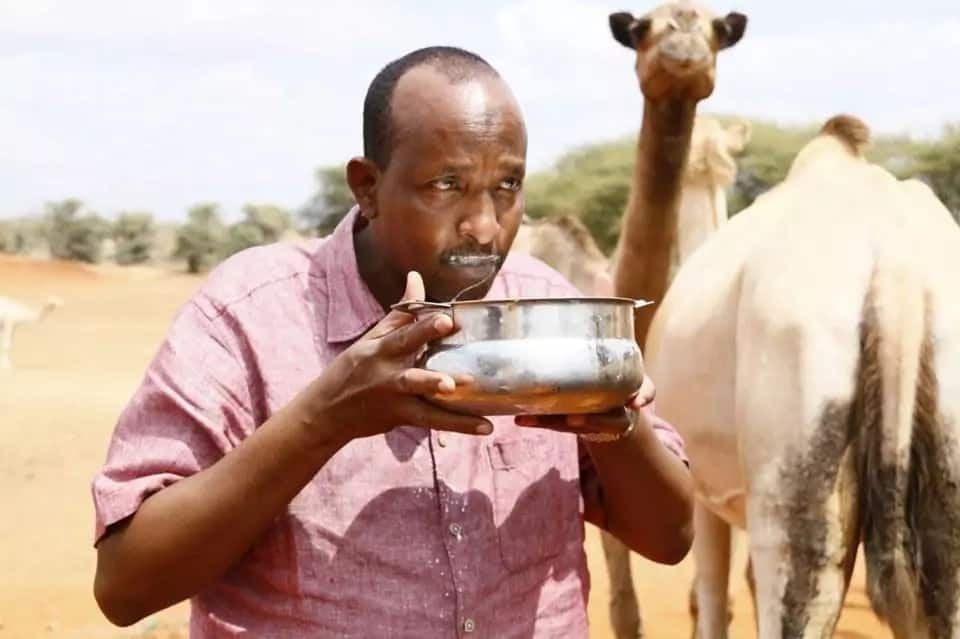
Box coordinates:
[0,294,63,370]
[512,113,750,638]
[647,115,960,638]
[606,3,748,637]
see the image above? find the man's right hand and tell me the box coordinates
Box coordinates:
[299,271,493,446]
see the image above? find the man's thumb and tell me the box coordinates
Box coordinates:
[364,271,425,339]
[401,271,425,302]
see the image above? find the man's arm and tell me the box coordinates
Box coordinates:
[94,272,492,626]
[519,390,693,565]
[578,407,694,564]
[94,395,345,626]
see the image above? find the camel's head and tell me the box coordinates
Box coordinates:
[684,116,751,186]
[609,2,747,102]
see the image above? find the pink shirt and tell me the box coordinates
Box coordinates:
[91,207,687,638]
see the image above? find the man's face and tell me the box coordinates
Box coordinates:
[361,67,527,302]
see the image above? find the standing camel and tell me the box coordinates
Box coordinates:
[0,295,63,370]
[512,113,750,637]
[647,114,960,638]
[606,3,748,637]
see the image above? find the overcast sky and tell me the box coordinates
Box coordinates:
[3,1,958,222]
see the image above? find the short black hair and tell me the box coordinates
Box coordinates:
[362,46,499,169]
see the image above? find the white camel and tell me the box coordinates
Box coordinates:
[646,115,960,638]
[0,294,63,370]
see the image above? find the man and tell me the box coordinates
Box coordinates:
[92,46,693,637]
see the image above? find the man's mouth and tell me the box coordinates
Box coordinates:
[443,254,501,268]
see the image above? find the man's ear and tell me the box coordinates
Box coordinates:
[346,157,380,220]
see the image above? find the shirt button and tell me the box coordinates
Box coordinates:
[436,435,447,447]
[463,617,476,633]
[449,522,463,540]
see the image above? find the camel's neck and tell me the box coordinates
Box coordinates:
[613,97,697,347]
[675,177,728,265]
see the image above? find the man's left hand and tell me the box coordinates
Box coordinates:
[514,374,656,436]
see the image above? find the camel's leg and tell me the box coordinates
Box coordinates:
[689,501,732,639]
[747,439,860,639]
[600,529,642,638]
[745,555,758,634]
[0,320,13,369]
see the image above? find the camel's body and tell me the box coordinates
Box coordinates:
[0,295,62,369]
[511,214,612,295]
[647,116,960,638]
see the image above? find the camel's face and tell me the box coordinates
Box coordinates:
[610,2,747,101]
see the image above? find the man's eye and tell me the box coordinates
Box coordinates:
[499,177,522,191]
[433,177,457,191]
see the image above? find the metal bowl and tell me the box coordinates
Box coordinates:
[392,296,653,416]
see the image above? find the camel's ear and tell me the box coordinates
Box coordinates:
[713,12,747,50]
[609,12,651,50]
[724,120,752,153]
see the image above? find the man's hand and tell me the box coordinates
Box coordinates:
[513,374,656,437]
[299,271,493,447]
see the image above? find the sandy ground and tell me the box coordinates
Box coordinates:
[0,255,892,638]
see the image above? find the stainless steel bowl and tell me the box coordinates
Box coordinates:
[392,297,653,416]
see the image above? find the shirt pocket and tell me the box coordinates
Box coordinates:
[487,435,580,573]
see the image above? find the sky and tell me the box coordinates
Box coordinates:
[3,0,959,222]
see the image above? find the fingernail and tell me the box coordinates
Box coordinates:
[476,422,493,435]
[437,377,455,393]
[433,315,451,331]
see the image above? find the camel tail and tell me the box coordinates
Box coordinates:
[858,271,945,636]
[820,114,871,157]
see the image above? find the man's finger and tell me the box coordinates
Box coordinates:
[378,312,454,356]
[515,409,629,434]
[393,368,457,395]
[396,399,493,435]
[367,271,427,339]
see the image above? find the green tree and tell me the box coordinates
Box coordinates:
[0,216,48,255]
[44,199,110,263]
[915,126,960,221]
[175,203,227,273]
[113,212,156,265]
[298,166,354,236]
[223,203,293,257]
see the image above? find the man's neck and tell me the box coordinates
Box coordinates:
[353,222,403,313]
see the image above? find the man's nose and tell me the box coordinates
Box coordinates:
[458,192,500,245]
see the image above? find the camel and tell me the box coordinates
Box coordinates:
[511,214,613,295]
[0,294,63,370]
[605,3,748,636]
[645,114,960,638]
[512,113,750,637]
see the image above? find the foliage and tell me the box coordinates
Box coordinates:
[297,166,354,236]
[224,203,293,257]
[0,216,48,255]
[174,203,227,273]
[112,212,156,265]
[45,199,111,263]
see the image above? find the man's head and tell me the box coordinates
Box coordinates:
[348,46,527,304]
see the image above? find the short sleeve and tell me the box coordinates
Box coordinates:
[90,298,255,544]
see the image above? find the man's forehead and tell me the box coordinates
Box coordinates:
[390,65,523,135]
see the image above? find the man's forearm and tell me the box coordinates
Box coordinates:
[586,413,694,564]
[94,392,346,626]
